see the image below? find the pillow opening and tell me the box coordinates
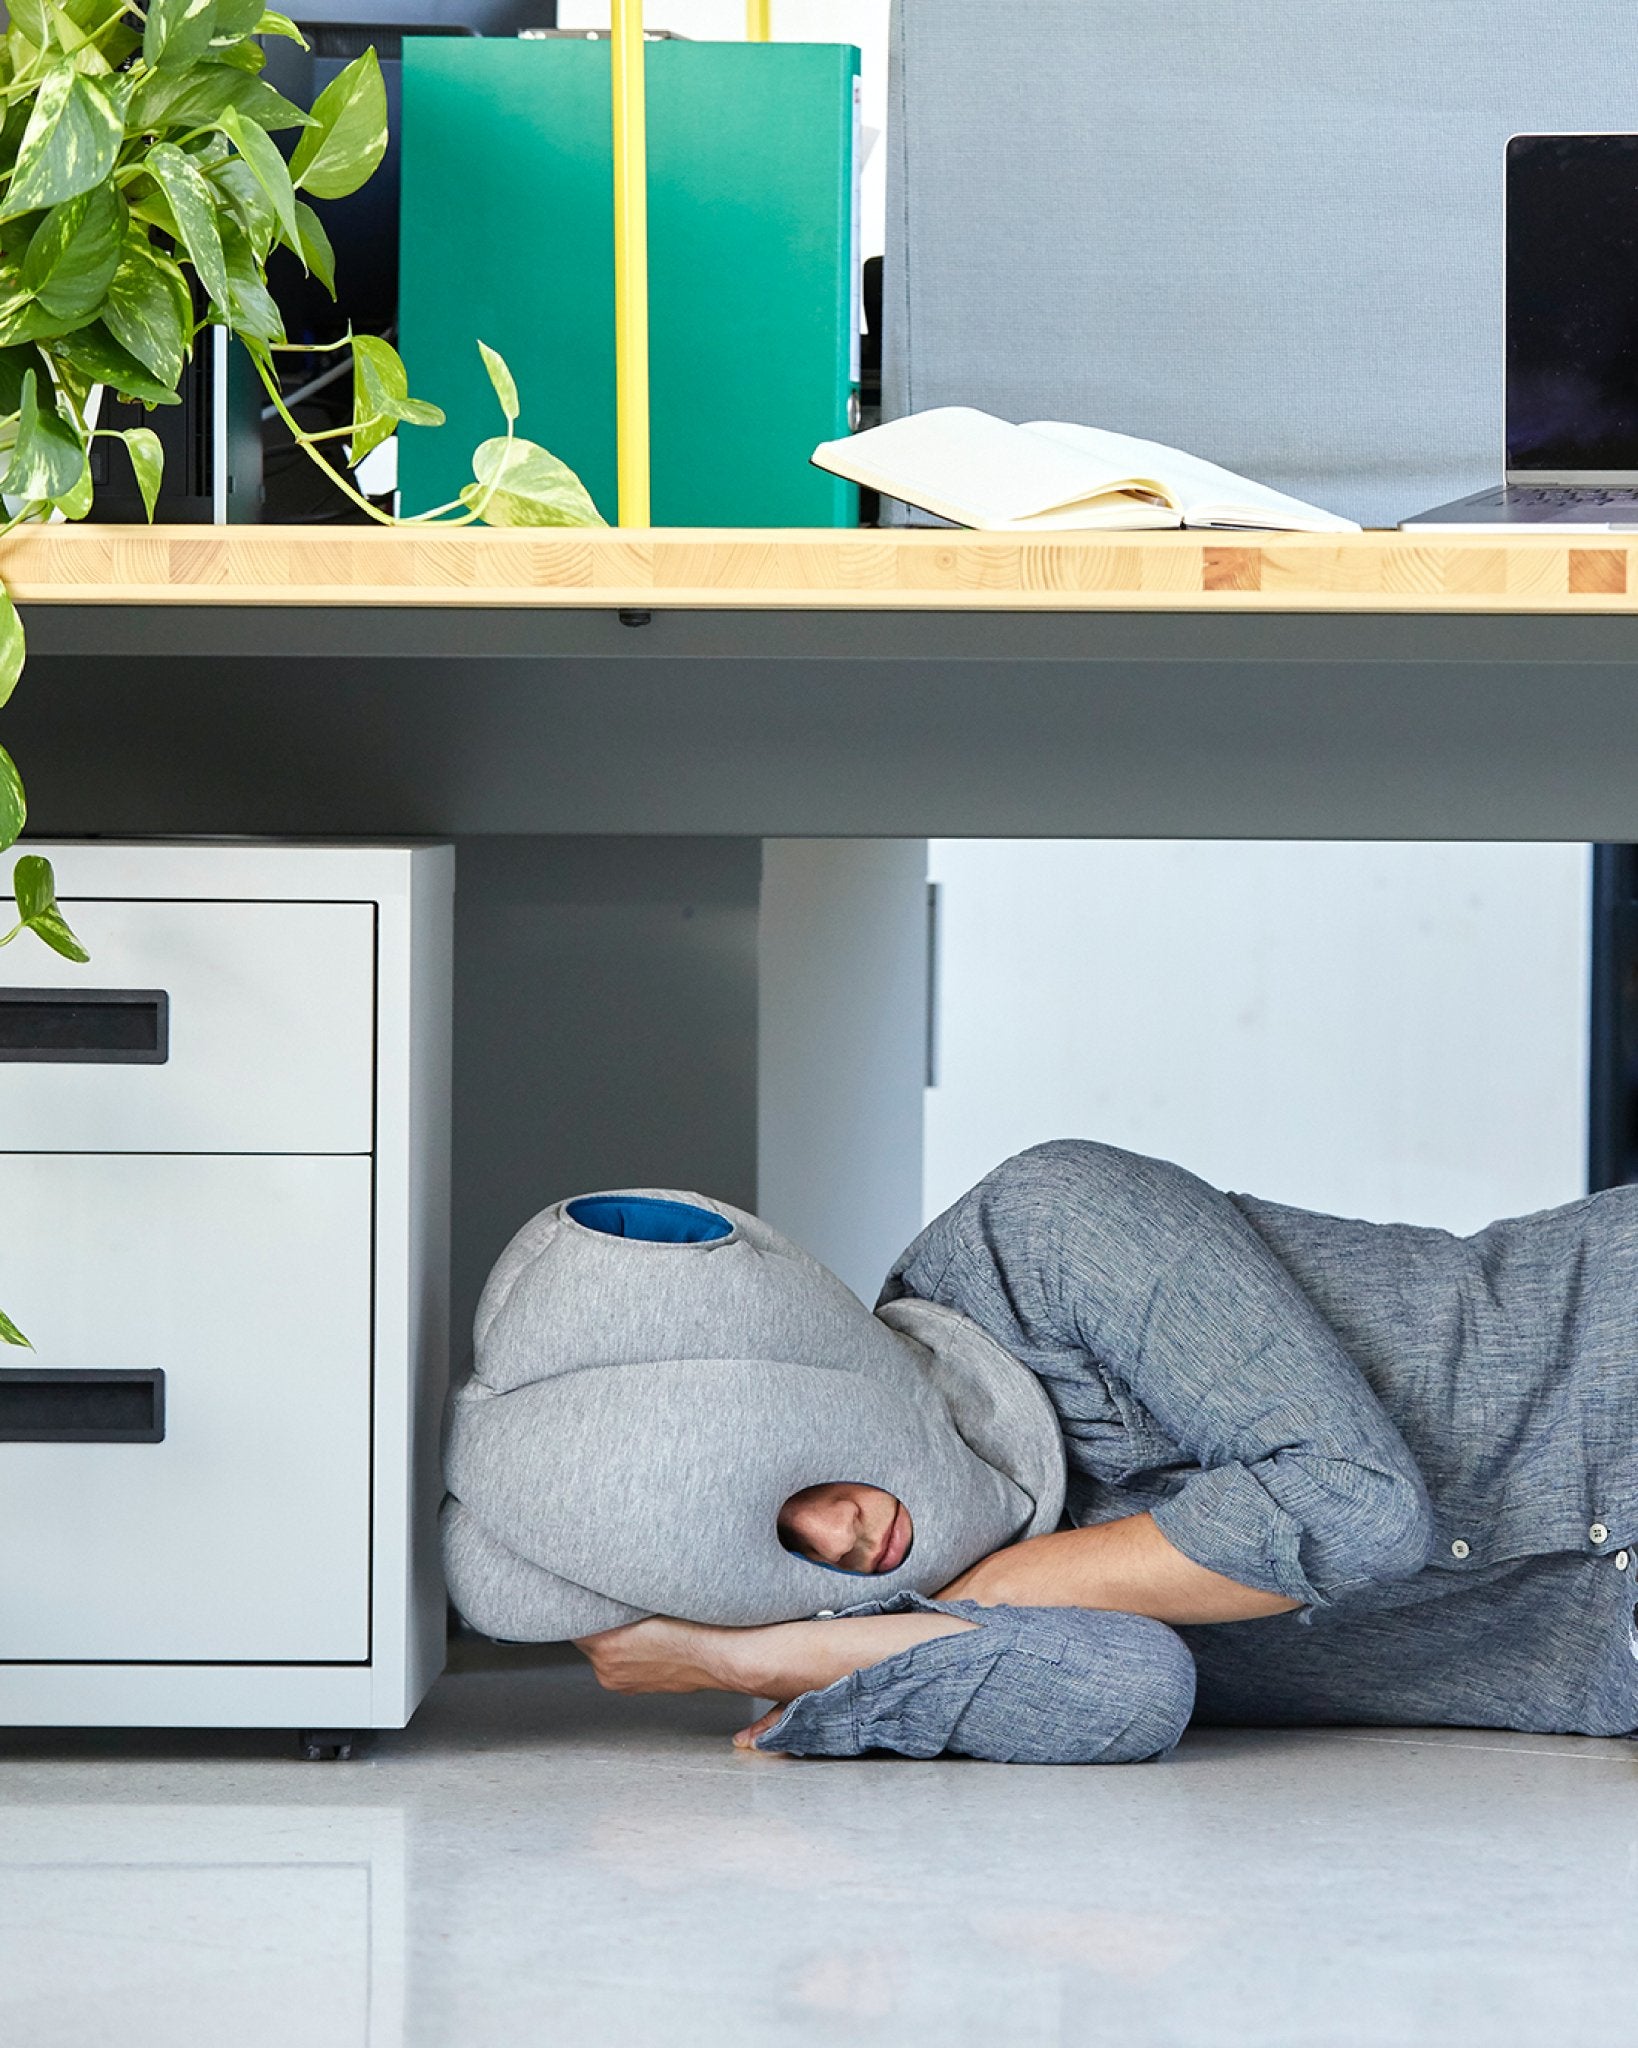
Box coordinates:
[566,1195,733,1244]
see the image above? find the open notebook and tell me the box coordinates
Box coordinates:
[812,406,1358,533]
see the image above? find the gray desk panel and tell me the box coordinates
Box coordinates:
[16,607,1638,840]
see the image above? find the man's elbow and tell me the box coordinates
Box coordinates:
[1310,1469,1436,1600]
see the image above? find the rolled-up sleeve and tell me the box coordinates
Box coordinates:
[756,1596,1196,1764]
[909,1141,1437,1609]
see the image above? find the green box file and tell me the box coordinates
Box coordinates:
[397,38,860,528]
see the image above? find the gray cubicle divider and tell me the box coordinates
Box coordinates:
[883,0,1638,530]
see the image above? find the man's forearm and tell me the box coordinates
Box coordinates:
[712,1612,977,1699]
[938,1512,1302,1624]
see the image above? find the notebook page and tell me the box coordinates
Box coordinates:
[813,407,1171,525]
[1024,421,1358,532]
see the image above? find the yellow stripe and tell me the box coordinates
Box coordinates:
[611,0,651,527]
[746,0,771,39]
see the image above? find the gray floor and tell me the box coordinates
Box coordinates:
[3,1635,1636,2048]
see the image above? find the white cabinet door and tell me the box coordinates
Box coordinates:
[0,1155,372,1663]
[0,900,374,1154]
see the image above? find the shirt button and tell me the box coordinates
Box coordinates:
[1450,1539,1471,1559]
[1618,1553,1631,1571]
[1590,1523,1610,1546]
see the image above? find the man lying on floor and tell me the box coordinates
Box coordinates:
[440,1140,1638,1762]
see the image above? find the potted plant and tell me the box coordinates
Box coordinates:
[0,0,604,1342]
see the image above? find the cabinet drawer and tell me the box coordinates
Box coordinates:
[0,1154,372,1663]
[0,900,374,1153]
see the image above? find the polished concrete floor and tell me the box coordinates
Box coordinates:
[3,1633,1636,2048]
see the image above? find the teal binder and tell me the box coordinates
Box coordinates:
[397,39,859,528]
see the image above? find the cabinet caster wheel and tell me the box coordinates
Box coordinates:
[298,1729,364,1762]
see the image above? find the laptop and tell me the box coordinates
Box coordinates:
[1403,134,1638,530]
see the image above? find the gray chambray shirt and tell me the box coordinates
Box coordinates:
[757,1139,1638,1763]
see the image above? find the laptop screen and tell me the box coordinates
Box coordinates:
[1508,134,1638,477]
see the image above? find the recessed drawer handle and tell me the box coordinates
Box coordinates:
[0,989,168,1063]
[0,1370,166,1442]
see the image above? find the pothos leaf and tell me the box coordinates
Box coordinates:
[254,9,308,43]
[0,1305,31,1349]
[53,321,183,407]
[117,424,164,520]
[7,0,52,49]
[103,233,191,386]
[208,156,276,262]
[0,65,121,222]
[350,333,441,461]
[22,181,125,321]
[217,219,284,343]
[0,584,24,710]
[220,102,299,255]
[12,853,89,962]
[477,339,517,424]
[0,738,25,850]
[293,199,334,296]
[0,367,86,505]
[290,47,387,200]
[460,437,607,529]
[143,0,225,72]
[144,142,229,312]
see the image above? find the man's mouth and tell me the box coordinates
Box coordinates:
[872,1502,911,1574]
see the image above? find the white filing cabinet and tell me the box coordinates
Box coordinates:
[0,842,452,1751]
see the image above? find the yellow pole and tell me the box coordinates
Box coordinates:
[746,0,771,37]
[611,0,650,526]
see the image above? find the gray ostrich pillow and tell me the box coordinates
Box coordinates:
[441,1188,1067,1641]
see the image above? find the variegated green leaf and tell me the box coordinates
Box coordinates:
[220,103,298,254]
[254,8,307,42]
[55,321,183,406]
[0,367,86,504]
[0,739,25,851]
[12,853,89,962]
[7,0,53,48]
[0,585,24,710]
[217,220,283,343]
[144,0,223,72]
[461,437,606,529]
[0,1305,31,1349]
[144,142,228,311]
[293,199,334,296]
[350,332,441,463]
[127,60,311,136]
[208,156,275,261]
[117,424,163,519]
[22,181,124,320]
[103,233,190,385]
[0,65,121,221]
[289,46,386,200]
[477,340,517,424]
[206,0,266,47]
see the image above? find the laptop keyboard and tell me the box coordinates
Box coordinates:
[1469,485,1638,509]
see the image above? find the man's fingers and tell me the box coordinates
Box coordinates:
[732,1705,787,1751]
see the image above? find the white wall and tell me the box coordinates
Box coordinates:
[555,0,892,257]
[925,841,1592,1236]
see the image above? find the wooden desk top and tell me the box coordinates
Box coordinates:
[2,523,1636,611]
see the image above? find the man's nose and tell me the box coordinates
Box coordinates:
[815,1501,860,1563]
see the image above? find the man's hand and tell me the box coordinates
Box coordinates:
[938,1511,1302,1624]
[574,1616,745,1695]
[575,1610,981,1751]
